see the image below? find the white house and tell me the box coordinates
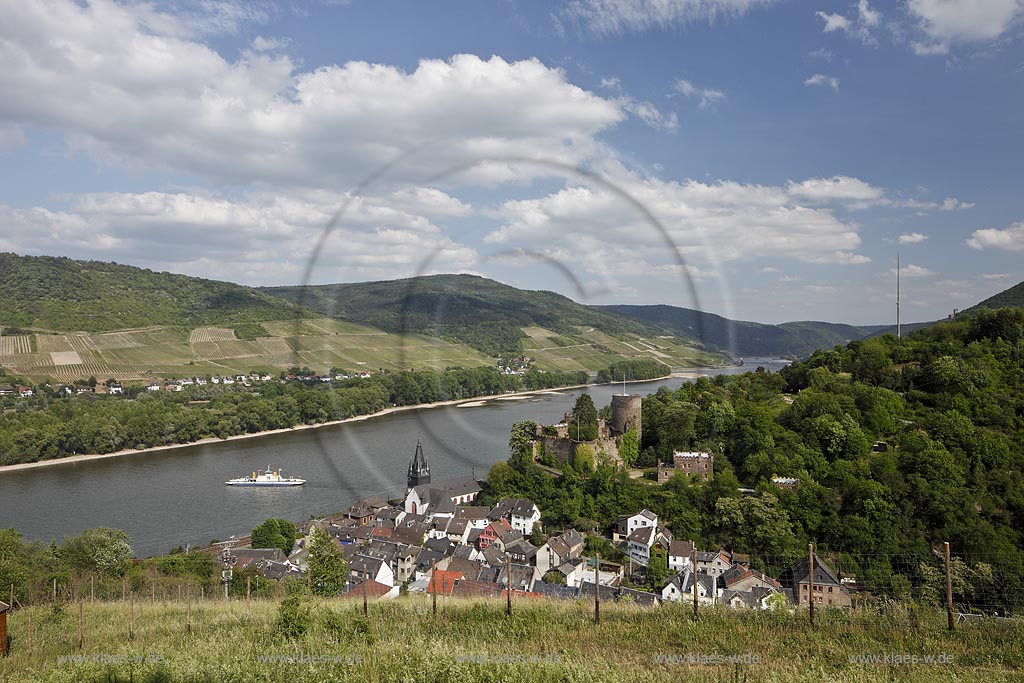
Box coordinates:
[491,498,541,536]
[661,570,716,606]
[668,540,694,572]
[613,509,657,542]
[349,555,396,587]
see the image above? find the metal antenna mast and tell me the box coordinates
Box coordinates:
[897,251,902,339]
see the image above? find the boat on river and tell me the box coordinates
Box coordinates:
[225,465,305,486]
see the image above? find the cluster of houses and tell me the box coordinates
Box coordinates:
[220,441,853,610]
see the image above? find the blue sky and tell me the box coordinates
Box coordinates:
[0,0,1022,325]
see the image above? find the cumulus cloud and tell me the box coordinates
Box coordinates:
[561,0,778,36]
[804,73,840,91]
[485,163,871,267]
[967,221,1024,251]
[0,191,480,285]
[0,1,624,190]
[908,0,1024,55]
[898,232,928,244]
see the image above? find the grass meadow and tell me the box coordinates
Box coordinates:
[2,594,1022,682]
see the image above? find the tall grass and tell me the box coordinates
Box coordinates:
[1,596,1022,682]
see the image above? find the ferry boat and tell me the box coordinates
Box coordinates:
[225,465,305,487]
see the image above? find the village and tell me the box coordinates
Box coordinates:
[212,408,853,611]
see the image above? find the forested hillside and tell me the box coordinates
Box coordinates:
[485,307,1024,611]
[969,279,1024,312]
[263,274,664,356]
[0,253,308,332]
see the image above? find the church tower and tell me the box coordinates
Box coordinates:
[407,437,430,491]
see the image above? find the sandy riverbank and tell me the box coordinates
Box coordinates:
[0,368,734,474]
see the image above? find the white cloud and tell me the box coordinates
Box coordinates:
[815,0,881,44]
[599,76,622,90]
[897,232,928,244]
[816,11,851,33]
[615,96,679,131]
[809,47,834,61]
[485,163,871,268]
[908,0,1024,55]
[779,275,801,282]
[891,263,936,277]
[804,73,840,91]
[941,196,975,211]
[0,1,624,190]
[981,273,1011,280]
[0,190,481,285]
[786,176,885,205]
[967,221,1024,251]
[673,79,727,108]
[561,0,777,35]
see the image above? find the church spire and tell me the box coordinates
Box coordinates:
[407,437,430,490]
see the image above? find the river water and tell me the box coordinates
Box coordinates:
[0,360,788,555]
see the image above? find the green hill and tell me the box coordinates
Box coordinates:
[599,304,876,357]
[0,253,309,332]
[968,278,1024,311]
[263,274,665,356]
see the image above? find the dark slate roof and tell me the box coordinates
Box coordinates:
[627,525,655,546]
[446,557,484,580]
[778,553,843,590]
[424,536,456,556]
[619,586,660,607]
[412,475,481,506]
[479,563,535,591]
[415,549,446,572]
[450,579,504,599]
[669,540,694,558]
[455,506,491,521]
[533,581,578,600]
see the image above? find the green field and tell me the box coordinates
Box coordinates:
[2,596,1021,682]
[0,321,726,384]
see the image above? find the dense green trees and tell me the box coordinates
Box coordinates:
[251,518,296,557]
[484,309,1024,612]
[306,529,348,596]
[571,393,598,441]
[0,366,589,465]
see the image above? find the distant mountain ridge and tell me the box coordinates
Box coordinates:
[598,304,878,357]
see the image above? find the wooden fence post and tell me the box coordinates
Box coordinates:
[945,542,955,632]
[90,576,94,605]
[129,591,135,641]
[9,584,13,610]
[52,579,56,604]
[594,553,600,624]
[186,585,192,634]
[362,578,368,618]
[506,555,512,617]
[691,542,698,620]
[808,543,815,627]
[27,614,32,654]
[78,599,83,650]
[431,560,437,617]
[246,577,251,618]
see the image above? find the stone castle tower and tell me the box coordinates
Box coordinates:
[407,438,430,491]
[610,393,642,437]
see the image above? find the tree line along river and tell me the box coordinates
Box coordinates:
[0,361,788,556]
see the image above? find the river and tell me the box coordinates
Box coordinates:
[0,360,788,556]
